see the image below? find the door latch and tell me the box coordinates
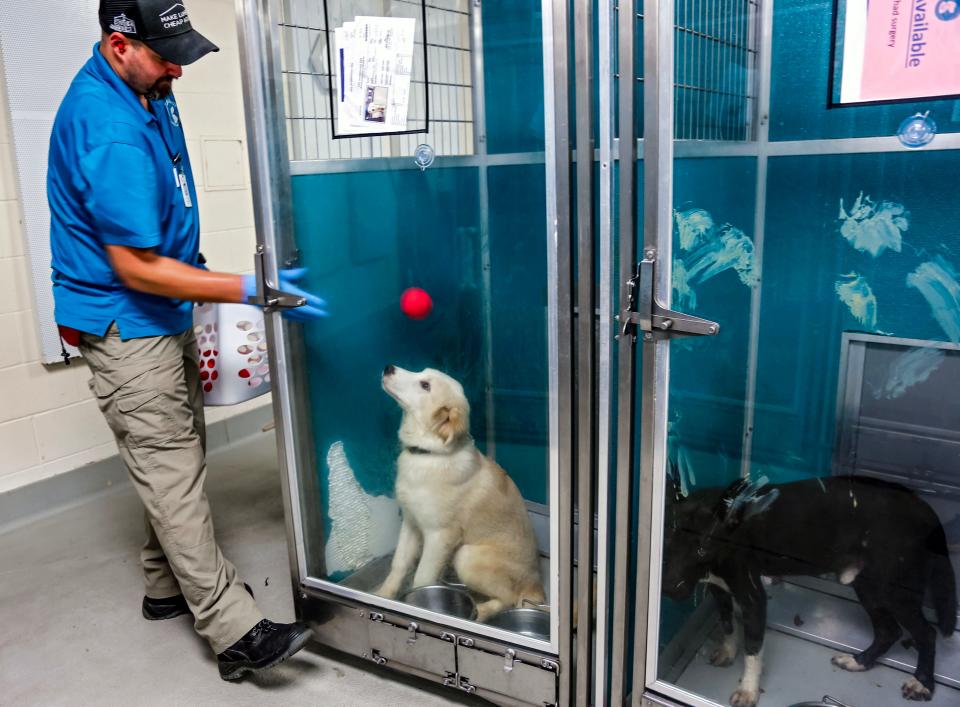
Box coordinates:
[617,251,720,341]
[247,245,307,313]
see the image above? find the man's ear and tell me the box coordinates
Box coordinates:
[433,405,468,445]
[107,32,130,56]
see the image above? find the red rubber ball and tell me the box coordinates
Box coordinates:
[400,287,433,320]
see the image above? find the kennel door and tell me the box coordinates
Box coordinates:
[627,0,960,706]
[240,0,565,657]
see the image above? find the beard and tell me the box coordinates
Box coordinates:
[145,77,176,101]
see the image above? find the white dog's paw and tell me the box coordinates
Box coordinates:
[730,688,759,707]
[831,653,867,672]
[901,677,932,701]
[375,582,399,599]
[709,638,737,667]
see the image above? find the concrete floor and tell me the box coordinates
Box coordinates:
[0,431,464,707]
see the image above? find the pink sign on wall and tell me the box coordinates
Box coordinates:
[838,0,960,104]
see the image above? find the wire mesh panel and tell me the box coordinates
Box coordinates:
[278,0,474,161]
[674,0,758,141]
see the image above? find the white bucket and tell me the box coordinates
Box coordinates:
[193,303,271,406]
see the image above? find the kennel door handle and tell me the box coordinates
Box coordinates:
[618,255,720,340]
[246,245,308,312]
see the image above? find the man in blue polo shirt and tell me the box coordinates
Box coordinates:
[48,0,324,680]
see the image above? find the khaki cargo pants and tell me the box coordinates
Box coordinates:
[80,324,263,653]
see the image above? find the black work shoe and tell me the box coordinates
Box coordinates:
[142,593,189,621]
[143,583,255,621]
[217,619,314,681]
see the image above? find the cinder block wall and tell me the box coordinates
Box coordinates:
[0,0,266,494]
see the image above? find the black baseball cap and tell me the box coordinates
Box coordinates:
[99,0,219,66]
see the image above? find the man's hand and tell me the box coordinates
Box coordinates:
[241,269,328,321]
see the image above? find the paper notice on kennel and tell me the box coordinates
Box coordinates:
[833,0,960,104]
[334,17,416,135]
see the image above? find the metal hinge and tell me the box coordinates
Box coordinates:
[617,250,720,341]
[458,677,478,694]
[247,245,307,312]
[443,671,477,694]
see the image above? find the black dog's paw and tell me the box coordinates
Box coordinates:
[831,653,867,672]
[730,688,759,707]
[901,677,932,701]
[709,639,737,667]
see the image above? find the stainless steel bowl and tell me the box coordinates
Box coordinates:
[439,574,468,591]
[485,607,551,640]
[401,585,477,620]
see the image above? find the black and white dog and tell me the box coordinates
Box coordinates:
[663,474,957,706]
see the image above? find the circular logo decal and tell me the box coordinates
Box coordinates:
[936,0,960,20]
[165,98,181,127]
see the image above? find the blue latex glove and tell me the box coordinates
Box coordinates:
[241,268,328,321]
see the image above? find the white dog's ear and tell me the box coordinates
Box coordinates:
[434,405,468,445]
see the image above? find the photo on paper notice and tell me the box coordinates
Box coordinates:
[363,85,389,123]
[831,0,960,105]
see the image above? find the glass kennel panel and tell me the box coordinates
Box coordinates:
[642,1,960,701]
[656,149,960,707]
[279,2,555,646]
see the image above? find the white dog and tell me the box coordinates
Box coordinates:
[376,365,545,621]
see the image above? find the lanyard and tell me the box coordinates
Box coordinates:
[149,99,192,208]
[150,99,180,163]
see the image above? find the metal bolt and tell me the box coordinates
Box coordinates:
[709,324,718,334]
[643,333,653,341]
[645,248,656,259]
[299,591,307,600]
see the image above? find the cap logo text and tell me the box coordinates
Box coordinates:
[159,3,191,30]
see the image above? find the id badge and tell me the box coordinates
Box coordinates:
[174,167,193,208]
